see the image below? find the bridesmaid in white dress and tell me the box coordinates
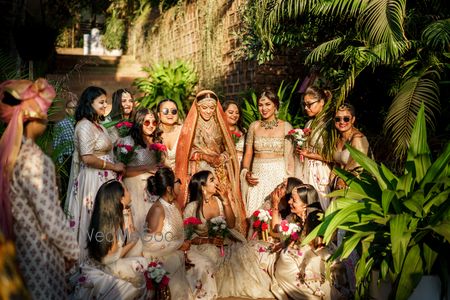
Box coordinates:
[72,180,147,299]
[242,89,295,218]
[297,86,333,211]
[142,167,194,300]
[184,170,274,299]
[66,86,126,262]
[121,108,161,232]
[223,100,246,165]
[157,99,183,170]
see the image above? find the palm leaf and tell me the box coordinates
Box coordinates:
[422,19,450,51]
[305,37,345,64]
[311,0,369,19]
[358,0,409,60]
[384,71,440,159]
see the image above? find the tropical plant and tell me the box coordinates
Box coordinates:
[303,105,450,300]
[240,80,307,129]
[246,0,450,161]
[133,60,198,119]
[102,10,126,50]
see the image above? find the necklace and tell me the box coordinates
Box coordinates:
[260,118,278,130]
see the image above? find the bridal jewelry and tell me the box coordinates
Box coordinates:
[260,118,278,130]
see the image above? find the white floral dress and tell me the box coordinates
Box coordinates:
[65,119,117,262]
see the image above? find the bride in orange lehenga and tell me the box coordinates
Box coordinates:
[175,90,247,234]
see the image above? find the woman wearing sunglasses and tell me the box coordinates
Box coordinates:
[157,99,182,170]
[331,103,369,190]
[120,108,163,232]
[296,86,332,210]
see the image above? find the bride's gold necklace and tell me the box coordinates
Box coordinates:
[260,118,278,130]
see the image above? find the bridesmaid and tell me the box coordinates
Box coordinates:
[222,100,246,164]
[142,167,194,300]
[121,108,162,232]
[241,89,295,218]
[66,86,125,261]
[297,86,333,210]
[184,170,273,299]
[105,88,135,144]
[157,99,183,170]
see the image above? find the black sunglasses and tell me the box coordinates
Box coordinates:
[160,108,178,115]
[334,116,351,123]
[303,99,320,109]
[143,120,157,127]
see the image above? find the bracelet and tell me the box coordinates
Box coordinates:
[222,201,230,206]
[102,160,107,169]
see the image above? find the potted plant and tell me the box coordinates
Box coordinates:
[102,10,125,56]
[304,105,450,300]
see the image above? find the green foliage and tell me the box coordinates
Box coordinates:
[102,11,126,50]
[304,105,450,299]
[240,80,307,129]
[133,60,198,119]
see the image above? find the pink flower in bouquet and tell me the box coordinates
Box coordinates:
[230,131,242,144]
[251,209,272,241]
[143,261,170,291]
[286,128,309,148]
[183,217,202,239]
[150,143,167,163]
[279,220,301,245]
[114,143,137,165]
[116,121,133,137]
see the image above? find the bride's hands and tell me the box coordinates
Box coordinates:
[245,171,259,186]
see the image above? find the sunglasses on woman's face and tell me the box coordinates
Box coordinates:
[143,120,157,127]
[160,108,178,115]
[334,116,351,123]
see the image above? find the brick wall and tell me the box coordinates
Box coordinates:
[130,0,305,101]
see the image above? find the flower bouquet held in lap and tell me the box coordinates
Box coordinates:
[279,220,301,248]
[207,216,229,256]
[286,128,311,161]
[183,217,202,269]
[143,261,171,300]
[251,209,272,241]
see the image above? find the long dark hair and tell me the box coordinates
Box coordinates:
[188,170,211,218]
[147,167,175,197]
[109,88,134,121]
[75,86,107,123]
[281,177,304,218]
[130,108,162,148]
[87,180,125,262]
[222,100,246,134]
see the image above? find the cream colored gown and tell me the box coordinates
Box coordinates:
[184,198,274,299]
[243,121,295,218]
[142,199,194,300]
[120,136,159,233]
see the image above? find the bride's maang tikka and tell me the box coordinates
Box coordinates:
[196,90,218,103]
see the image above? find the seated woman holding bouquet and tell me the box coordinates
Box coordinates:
[142,167,194,300]
[71,180,147,300]
[272,184,344,300]
[184,170,273,299]
[119,107,166,232]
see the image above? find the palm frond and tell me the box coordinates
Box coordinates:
[358,0,408,60]
[371,40,411,64]
[268,0,318,30]
[306,37,345,64]
[311,0,369,19]
[421,19,450,51]
[384,71,441,159]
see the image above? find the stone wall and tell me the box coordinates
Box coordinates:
[130,0,305,100]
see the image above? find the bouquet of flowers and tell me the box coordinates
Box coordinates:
[114,143,137,165]
[207,216,229,256]
[116,120,133,137]
[286,128,311,161]
[279,220,301,246]
[149,143,168,164]
[286,128,311,148]
[183,217,202,240]
[251,209,272,241]
[143,261,171,300]
[230,131,242,144]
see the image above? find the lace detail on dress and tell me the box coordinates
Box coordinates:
[253,136,284,154]
[76,119,113,156]
[119,136,157,167]
[160,200,184,241]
